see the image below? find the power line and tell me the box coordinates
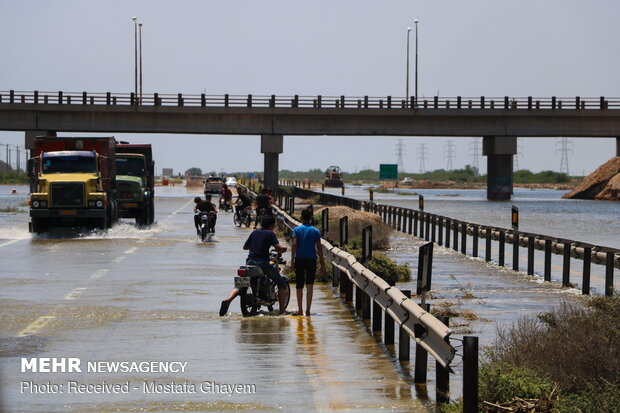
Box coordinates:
[514,138,524,171]
[395,139,406,173]
[417,143,428,173]
[555,138,573,174]
[444,140,456,170]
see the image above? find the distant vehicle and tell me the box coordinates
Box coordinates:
[225,176,237,187]
[204,176,223,194]
[325,165,344,187]
[116,143,155,226]
[401,177,413,184]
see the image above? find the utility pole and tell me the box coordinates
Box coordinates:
[15,145,20,172]
[556,138,573,175]
[444,140,456,170]
[396,139,406,173]
[417,143,428,174]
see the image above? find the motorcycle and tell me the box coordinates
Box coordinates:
[219,196,233,212]
[198,211,216,242]
[234,250,290,316]
[233,206,253,228]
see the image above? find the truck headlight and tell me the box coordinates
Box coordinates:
[96,200,104,208]
[32,201,40,208]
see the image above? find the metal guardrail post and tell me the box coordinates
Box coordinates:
[419,212,424,239]
[247,94,252,107]
[582,247,591,295]
[563,242,571,287]
[461,222,467,254]
[425,214,431,241]
[413,211,418,236]
[82,91,87,105]
[399,290,411,361]
[528,235,535,275]
[372,300,382,334]
[452,220,458,251]
[58,91,63,105]
[445,218,451,247]
[34,90,39,104]
[362,290,371,321]
[498,230,506,266]
[472,224,479,257]
[544,239,552,281]
[224,94,229,107]
[436,316,450,404]
[485,227,491,261]
[605,252,614,296]
[431,216,436,243]
[462,336,479,413]
[384,307,395,346]
[407,210,413,235]
[332,265,339,288]
[513,230,520,271]
[339,270,345,297]
[201,93,206,107]
[355,284,363,316]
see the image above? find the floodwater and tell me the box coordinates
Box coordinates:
[321,184,619,392]
[0,185,431,412]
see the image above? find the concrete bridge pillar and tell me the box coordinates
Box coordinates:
[261,134,283,191]
[483,136,517,200]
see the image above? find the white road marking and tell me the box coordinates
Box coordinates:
[18,316,55,337]
[113,256,126,264]
[171,199,194,216]
[0,239,24,248]
[124,247,138,254]
[89,269,109,279]
[63,287,87,300]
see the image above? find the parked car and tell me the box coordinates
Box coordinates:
[204,176,224,194]
[401,177,413,184]
[225,176,237,187]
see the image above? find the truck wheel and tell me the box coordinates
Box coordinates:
[148,203,155,225]
[31,218,47,234]
[97,217,108,230]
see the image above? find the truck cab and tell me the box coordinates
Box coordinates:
[115,143,155,226]
[28,137,118,233]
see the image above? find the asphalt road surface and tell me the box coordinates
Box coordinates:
[0,189,430,412]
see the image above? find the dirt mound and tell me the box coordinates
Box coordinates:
[563,156,620,200]
[315,206,392,248]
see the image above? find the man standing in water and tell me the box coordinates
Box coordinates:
[291,208,326,316]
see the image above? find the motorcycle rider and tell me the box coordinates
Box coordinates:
[194,195,218,235]
[253,188,273,229]
[220,184,233,210]
[219,215,288,316]
[235,188,252,218]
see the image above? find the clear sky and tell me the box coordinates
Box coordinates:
[1,1,618,176]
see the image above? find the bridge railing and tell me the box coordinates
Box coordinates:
[2,90,620,110]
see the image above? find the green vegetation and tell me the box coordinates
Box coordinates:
[442,295,620,412]
[275,166,576,184]
[0,170,28,184]
[184,167,203,176]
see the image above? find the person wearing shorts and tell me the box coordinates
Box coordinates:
[291,208,326,316]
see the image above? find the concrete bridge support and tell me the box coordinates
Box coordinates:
[261,134,283,191]
[483,136,517,200]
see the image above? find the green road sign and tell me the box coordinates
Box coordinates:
[379,164,398,180]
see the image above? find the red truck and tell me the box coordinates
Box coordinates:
[115,143,155,226]
[27,136,118,233]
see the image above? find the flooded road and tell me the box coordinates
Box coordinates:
[0,186,430,412]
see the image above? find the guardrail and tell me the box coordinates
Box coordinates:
[2,90,620,110]
[288,185,619,296]
[240,183,480,410]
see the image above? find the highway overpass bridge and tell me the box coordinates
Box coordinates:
[1,90,619,199]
